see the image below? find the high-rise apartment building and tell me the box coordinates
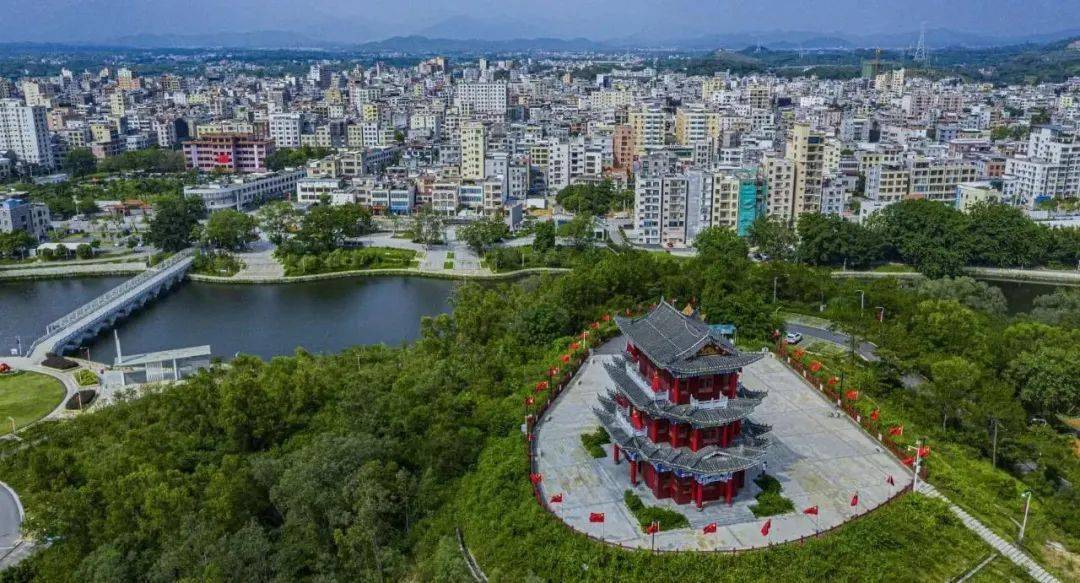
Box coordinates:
[629,106,665,156]
[269,112,303,148]
[0,98,55,168]
[460,121,486,181]
[453,83,508,115]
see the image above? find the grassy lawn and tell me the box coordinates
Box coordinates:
[0,371,66,435]
[443,260,454,270]
[446,252,455,259]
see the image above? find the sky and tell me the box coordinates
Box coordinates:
[1,0,1078,44]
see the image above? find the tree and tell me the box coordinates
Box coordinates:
[555,181,625,216]
[877,199,970,278]
[796,213,883,268]
[408,206,444,246]
[203,209,259,251]
[1030,288,1080,328]
[1009,346,1080,417]
[965,202,1046,267]
[458,217,508,255]
[694,227,750,272]
[62,148,98,177]
[907,299,986,361]
[256,201,299,246]
[532,221,556,254]
[289,204,374,254]
[75,243,94,260]
[146,196,205,252]
[914,277,1008,316]
[929,357,982,430]
[265,146,333,171]
[559,213,594,249]
[0,231,36,259]
[747,216,796,261]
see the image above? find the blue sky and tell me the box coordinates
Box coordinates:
[1,0,1078,43]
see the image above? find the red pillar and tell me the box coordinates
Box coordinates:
[690,427,701,452]
[630,460,638,485]
[672,377,681,404]
[721,424,730,448]
[725,479,734,506]
[613,443,620,464]
[728,372,738,398]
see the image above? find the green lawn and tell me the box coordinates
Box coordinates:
[443,260,454,270]
[0,371,66,435]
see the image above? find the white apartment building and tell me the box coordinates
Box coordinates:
[269,112,303,148]
[296,176,343,204]
[1004,126,1080,205]
[0,99,54,168]
[453,82,508,115]
[634,152,690,247]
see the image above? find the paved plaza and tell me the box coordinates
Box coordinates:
[533,347,913,551]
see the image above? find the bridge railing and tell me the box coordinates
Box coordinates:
[42,249,196,336]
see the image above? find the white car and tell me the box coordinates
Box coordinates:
[785,332,803,344]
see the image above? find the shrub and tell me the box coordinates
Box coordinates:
[75,244,94,260]
[750,473,795,517]
[623,490,690,530]
[65,389,97,410]
[41,353,78,370]
[580,426,609,458]
[73,369,99,386]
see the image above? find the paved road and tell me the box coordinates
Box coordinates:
[0,482,23,565]
[784,322,881,362]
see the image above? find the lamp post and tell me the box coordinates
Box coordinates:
[856,289,865,312]
[1018,491,1032,544]
[772,277,778,304]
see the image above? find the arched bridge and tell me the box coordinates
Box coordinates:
[28,249,196,361]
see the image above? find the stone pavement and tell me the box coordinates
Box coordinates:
[534,351,912,551]
[917,482,1061,583]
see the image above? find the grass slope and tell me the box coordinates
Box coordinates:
[0,371,65,434]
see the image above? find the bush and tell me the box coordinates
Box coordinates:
[64,389,97,410]
[749,473,795,517]
[73,369,99,386]
[75,244,94,260]
[623,490,690,530]
[41,354,78,370]
[192,251,244,277]
[580,426,609,458]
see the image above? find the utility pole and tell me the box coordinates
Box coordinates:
[773,277,778,304]
[909,439,924,493]
[991,418,1000,468]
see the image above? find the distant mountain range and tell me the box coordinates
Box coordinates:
[14,23,1080,53]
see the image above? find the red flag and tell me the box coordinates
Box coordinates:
[828,376,839,386]
[850,493,859,507]
[902,456,916,467]
[760,519,772,536]
[603,314,611,322]
[570,342,581,351]
[214,152,232,164]
[803,505,819,516]
[870,409,880,421]
[888,425,904,436]
[645,521,660,534]
[703,522,718,534]
[529,473,542,485]
[548,367,559,377]
[845,390,859,401]
[918,446,931,458]
[561,354,570,364]
[591,321,600,329]
[535,381,549,392]
[886,475,895,486]
[589,512,605,523]
[525,396,534,406]
[550,493,564,503]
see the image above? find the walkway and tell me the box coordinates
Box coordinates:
[0,482,22,564]
[916,482,1060,583]
[0,260,146,280]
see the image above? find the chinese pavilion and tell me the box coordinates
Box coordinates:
[594,300,771,508]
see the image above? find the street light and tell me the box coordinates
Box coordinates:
[856,289,865,312]
[773,277,779,304]
[1018,491,1032,543]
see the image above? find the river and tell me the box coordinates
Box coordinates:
[1,276,456,362]
[0,274,1070,363]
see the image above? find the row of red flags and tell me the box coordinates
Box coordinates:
[542,473,902,536]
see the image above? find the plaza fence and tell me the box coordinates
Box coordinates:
[517,311,921,554]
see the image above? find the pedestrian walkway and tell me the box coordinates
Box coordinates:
[916,482,1060,583]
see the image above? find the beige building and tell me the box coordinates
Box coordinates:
[460,121,486,181]
[629,106,665,155]
[786,123,825,218]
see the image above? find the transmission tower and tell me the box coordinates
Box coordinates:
[912,22,929,67]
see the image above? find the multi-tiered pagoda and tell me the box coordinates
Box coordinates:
[594,300,771,508]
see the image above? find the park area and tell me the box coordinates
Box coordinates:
[0,370,66,435]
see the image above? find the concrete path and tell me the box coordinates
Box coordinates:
[917,482,1060,583]
[231,239,285,280]
[534,351,912,551]
[0,482,22,563]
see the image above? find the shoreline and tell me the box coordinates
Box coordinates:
[187,266,571,284]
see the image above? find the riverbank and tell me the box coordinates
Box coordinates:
[188,266,571,284]
[832,266,1080,285]
[0,263,146,281]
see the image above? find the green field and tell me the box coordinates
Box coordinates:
[0,371,66,435]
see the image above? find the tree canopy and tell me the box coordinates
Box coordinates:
[146,195,205,252]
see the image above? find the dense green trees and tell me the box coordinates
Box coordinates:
[747,216,797,261]
[532,220,556,253]
[0,230,36,259]
[96,147,186,174]
[146,195,205,252]
[201,209,258,251]
[457,216,508,255]
[555,180,632,216]
[61,148,97,177]
[796,213,883,268]
[280,203,375,255]
[265,146,333,171]
[255,200,299,246]
[407,206,444,245]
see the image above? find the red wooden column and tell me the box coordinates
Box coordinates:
[690,427,701,451]
[630,460,638,485]
[725,479,735,505]
[613,443,621,464]
[728,372,738,398]
[671,377,681,404]
[694,481,704,509]
[721,424,730,447]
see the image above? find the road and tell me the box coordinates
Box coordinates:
[784,322,881,362]
[0,482,23,567]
